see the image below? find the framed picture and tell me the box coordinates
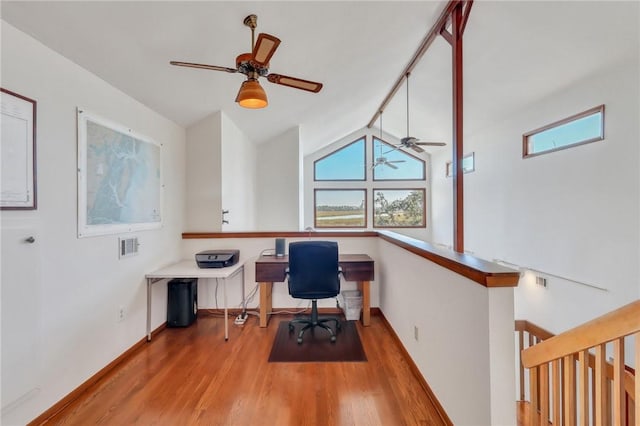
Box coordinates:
[77,108,163,237]
[1,88,37,209]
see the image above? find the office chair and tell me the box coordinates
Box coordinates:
[286,241,342,344]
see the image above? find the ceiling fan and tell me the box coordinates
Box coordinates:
[385,72,446,154]
[371,112,406,170]
[170,14,323,109]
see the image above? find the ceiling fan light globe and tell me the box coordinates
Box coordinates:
[236,79,268,109]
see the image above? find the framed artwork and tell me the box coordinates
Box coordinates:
[77,108,163,237]
[1,88,37,209]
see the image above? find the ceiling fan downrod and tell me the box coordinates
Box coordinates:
[406,72,411,138]
[244,14,258,50]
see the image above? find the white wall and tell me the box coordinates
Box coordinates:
[430,150,454,248]
[432,55,640,334]
[185,111,258,231]
[377,238,515,425]
[303,127,433,241]
[221,112,257,231]
[255,127,301,230]
[185,111,222,232]
[0,22,186,425]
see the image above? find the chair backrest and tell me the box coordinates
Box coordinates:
[287,241,340,300]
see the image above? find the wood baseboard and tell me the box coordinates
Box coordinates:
[377,311,453,426]
[27,323,166,426]
[199,307,380,316]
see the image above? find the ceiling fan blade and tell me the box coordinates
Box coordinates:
[410,145,425,153]
[383,146,401,155]
[252,33,281,66]
[385,162,399,169]
[170,61,237,73]
[415,141,447,146]
[267,74,323,93]
[389,160,406,164]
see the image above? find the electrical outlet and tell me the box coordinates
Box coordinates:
[414,325,419,341]
[234,313,247,325]
[118,306,125,322]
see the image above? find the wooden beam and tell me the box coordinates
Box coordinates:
[366,0,460,128]
[367,1,473,254]
[451,2,465,253]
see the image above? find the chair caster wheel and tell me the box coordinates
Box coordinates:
[297,337,303,344]
[330,335,336,343]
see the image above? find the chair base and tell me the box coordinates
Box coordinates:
[288,300,341,344]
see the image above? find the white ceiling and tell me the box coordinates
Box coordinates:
[2,1,638,155]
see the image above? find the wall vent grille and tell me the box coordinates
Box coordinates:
[535,276,547,287]
[119,237,139,258]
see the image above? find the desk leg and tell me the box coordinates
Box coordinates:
[146,278,152,341]
[357,280,371,326]
[259,282,273,328]
[223,278,228,341]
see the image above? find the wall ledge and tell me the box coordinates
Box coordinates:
[182,230,520,288]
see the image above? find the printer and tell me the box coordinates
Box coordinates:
[195,250,240,268]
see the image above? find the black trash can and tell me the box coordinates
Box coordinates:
[167,278,198,327]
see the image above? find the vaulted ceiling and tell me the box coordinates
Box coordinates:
[2,1,638,155]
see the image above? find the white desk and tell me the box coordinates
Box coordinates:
[145,260,245,341]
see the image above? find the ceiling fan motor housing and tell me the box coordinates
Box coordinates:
[235,53,269,77]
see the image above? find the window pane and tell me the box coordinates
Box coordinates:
[524,106,604,157]
[372,137,425,180]
[314,137,365,180]
[314,189,366,228]
[446,153,474,177]
[373,189,425,228]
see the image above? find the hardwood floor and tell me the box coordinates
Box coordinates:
[41,313,447,425]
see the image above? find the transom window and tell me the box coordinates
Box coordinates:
[446,152,475,177]
[523,105,605,158]
[314,137,365,180]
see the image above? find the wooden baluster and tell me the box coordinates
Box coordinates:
[564,355,577,425]
[595,343,607,426]
[529,331,534,349]
[591,356,596,424]
[532,335,541,406]
[635,331,639,426]
[520,330,525,401]
[579,350,589,426]
[612,338,625,426]
[553,359,561,426]
[540,363,550,425]
[531,365,540,426]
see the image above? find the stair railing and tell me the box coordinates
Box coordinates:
[518,300,639,425]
